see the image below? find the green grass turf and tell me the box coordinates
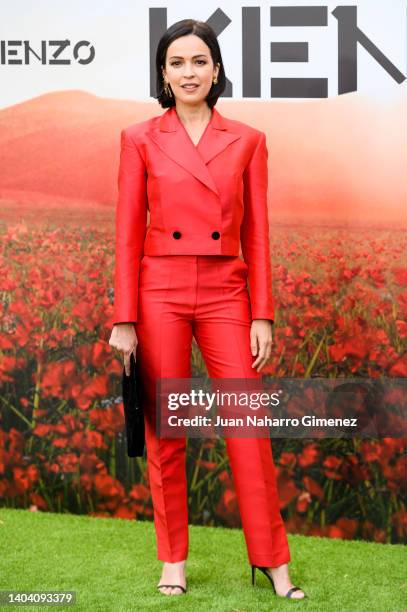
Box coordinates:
[0,508,405,611]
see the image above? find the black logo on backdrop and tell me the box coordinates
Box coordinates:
[150,5,406,97]
[2,5,406,98]
[0,40,95,65]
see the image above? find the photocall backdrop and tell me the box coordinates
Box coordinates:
[0,1,406,543]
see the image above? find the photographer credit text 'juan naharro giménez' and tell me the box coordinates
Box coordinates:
[155,377,407,439]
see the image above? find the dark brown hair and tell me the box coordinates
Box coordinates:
[155,19,226,109]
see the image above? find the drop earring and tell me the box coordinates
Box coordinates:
[213,64,220,85]
[163,79,173,97]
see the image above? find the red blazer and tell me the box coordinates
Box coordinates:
[113,105,275,325]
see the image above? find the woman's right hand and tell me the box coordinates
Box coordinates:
[109,323,138,376]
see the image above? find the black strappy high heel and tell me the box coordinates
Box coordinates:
[157,584,187,595]
[251,565,307,599]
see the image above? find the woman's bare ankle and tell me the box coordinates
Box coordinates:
[157,560,187,596]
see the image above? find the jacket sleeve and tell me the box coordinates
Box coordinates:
[113,129,148,325]
[240,131,275,324]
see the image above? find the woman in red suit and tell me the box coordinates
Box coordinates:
[109,19,306,600]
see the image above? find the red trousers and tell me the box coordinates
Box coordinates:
[135,254,291,566]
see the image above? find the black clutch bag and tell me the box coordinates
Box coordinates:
[121,351,145,457]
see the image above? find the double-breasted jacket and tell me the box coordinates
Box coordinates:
[113,105,275,325]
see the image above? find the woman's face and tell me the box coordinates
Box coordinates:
[162,34,219,105]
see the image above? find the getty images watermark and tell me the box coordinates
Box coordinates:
[153,377,407,439]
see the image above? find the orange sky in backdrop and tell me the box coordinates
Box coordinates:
[0,89,406,228]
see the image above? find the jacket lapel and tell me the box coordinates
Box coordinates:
[147,106,241,196]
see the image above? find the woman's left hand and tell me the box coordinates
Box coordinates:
[250,319,273,372]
